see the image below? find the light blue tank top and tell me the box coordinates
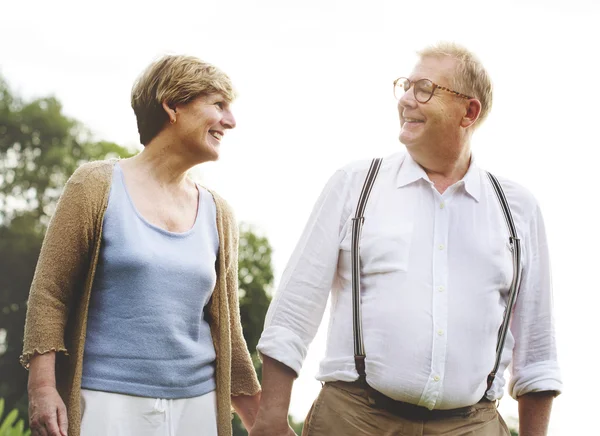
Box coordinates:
[81,163,218,398]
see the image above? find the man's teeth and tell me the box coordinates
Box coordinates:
[405,118,422,122]
[210,132,223,140]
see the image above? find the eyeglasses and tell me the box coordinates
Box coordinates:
[393,77,473,104]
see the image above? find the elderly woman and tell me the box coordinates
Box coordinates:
[21,55,261,436]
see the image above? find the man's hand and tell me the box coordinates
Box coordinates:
[28,385,68,436]
[249,413,297,436]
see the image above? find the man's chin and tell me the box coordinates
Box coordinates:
[399,133,417,148]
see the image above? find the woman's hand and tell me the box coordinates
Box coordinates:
[27,352,67,436]
[28,385,68,436]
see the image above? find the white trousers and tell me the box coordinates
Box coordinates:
[80,389,218,436]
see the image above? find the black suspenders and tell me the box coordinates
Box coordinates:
[351,158,384,381]
[351,158,522,396]
[485,172,523,393]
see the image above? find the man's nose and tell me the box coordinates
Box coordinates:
[398,87,417,110]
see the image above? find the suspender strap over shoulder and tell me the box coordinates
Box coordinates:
[485,172,523,395]
[351,158,383,381]
[350,160,522,396]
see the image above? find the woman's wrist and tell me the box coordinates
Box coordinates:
[28,352,57,392]
[232,392,261,429]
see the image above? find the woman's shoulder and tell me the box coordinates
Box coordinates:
[203,187,235,220]
[58,159,118,211]
[68,158,118,186]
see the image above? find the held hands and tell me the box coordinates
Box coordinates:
[28,386,68,436]
[249,413,298,436]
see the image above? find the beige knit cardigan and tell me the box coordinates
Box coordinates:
[21,159,260,436]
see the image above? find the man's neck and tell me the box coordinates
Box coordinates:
[414,148,472,195]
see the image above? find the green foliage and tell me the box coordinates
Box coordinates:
[237,223,274,356]
[0,74,133,228]
[0,73,134,420]
[0,398,30,436]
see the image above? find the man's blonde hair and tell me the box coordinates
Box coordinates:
[131,55,235,145]
[418,42,493,127]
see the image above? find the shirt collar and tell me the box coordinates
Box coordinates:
[395,153,430,188]
[461,157,481,202]
[396,153,482,202]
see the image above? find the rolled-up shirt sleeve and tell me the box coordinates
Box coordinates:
[508,202,563,398]
[257,169,351,375]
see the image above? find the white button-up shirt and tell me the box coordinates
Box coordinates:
[257,152,562,410]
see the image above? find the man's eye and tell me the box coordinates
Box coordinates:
[215,102,224,109]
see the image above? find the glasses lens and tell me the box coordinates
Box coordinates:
[394,78,410,100]
[414,79,434,103]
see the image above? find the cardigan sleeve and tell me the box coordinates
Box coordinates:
[222,203,261,396]
[20,164,100,368]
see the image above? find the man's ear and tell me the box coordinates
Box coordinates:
[461,98,481,128]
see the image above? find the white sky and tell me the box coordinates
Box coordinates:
[2,0,599,434]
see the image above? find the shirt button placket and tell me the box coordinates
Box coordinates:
[430,193,450,408]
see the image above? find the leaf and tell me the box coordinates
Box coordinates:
[0,408,18,433]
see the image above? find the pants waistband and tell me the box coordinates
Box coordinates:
[325,381,494,421]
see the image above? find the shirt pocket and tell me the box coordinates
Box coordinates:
[340,221,413,274]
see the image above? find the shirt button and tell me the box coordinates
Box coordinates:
[433,375,440,382]
[438,285,445,292]
[440,203,445,209]
[438,244,445,250]
[437,330,444,336]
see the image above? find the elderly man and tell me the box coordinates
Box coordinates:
[250,42,561,436]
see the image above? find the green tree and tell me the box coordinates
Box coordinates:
[0,73,134,418]
[237,223,274,362]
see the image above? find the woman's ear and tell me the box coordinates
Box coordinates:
[162,101,177,124]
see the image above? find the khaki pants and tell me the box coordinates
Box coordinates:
[302,382,510,436]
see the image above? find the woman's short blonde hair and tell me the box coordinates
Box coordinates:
[418,42,493,127]
[131,55,235,145]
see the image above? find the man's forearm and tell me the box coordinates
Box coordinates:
[518,391,555,436]
[256,355,296,421]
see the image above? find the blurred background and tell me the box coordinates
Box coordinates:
[1,0,599,434]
